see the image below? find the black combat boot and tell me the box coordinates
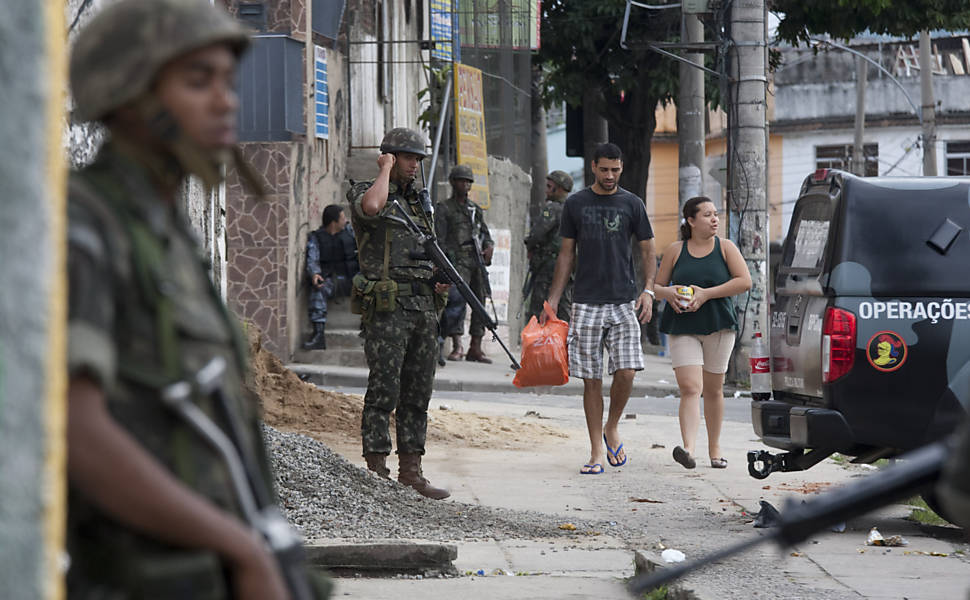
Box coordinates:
[302,322,327,350]
[398,453,450,500]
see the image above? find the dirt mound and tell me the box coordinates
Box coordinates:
[245,327,566,449]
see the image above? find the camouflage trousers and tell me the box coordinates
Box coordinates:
[448,263,489,337]
[361,302,438,455]
[527,264,572,323]
[308,275,351,323]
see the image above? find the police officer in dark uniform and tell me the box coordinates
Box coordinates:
[66,1,327,598]
[525,169,573,322]
[347,128,450,500]
[303,204,358,350]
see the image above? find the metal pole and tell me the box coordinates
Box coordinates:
[427,69,453,191]
[852,56,868,176]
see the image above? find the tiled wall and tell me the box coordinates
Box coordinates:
[226,143,292,354]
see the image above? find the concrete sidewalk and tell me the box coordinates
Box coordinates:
[302,388,970,599]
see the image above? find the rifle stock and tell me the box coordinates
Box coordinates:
[388,200,521,370]
[627,439,950,596]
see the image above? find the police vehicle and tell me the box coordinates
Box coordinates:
[749,170,970,514]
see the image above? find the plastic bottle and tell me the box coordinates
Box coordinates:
[750,332,772,402]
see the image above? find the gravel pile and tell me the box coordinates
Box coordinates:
[264,425,600,542]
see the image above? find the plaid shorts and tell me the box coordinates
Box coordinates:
[567,301,644,379]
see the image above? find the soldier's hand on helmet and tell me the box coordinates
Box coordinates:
[311,274,324,288]
[230,536,290,600]
[482,245,494,266]
[377,153,396,171]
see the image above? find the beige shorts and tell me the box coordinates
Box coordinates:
[668,330,737,374]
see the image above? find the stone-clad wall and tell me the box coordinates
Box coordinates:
[226,143,293,354]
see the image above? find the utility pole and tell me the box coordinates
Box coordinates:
[678,9,705,213]
[530,65,548,222]
[582,88,609,186]
[852,55,868,176]
[727,0,768,378]
[919,30,938,176]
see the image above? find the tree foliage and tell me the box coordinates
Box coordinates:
[773,0,970,45]
[537,1,683,200]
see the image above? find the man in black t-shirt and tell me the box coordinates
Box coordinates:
[544,143,657,475]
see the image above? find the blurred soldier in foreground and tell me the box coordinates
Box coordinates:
[525,170,573,322]
[303,204,358,350]
[66,1,326,598]
[435,164,495,363]
[347,128,451,499]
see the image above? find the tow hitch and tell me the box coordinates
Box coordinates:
[747,447,835,479]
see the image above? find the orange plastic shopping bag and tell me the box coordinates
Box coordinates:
[512,301,569,388]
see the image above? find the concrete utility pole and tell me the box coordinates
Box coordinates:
[1,1,68,598]
[727,0,768,377]
[530,65,548,222]
[852,55,868,176]
[919,30,938,176]
[678,10,705,213]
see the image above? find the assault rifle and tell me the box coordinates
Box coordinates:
[386,198,521,370]
[626,439,950,597]
[162,357,318,600]
[464,203,499,323]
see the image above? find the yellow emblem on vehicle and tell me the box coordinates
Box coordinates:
[865,330,907,372]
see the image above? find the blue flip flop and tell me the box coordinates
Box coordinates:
[580,463,604,475]
[604,434,628,467]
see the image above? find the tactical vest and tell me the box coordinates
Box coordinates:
[349,180,436,283]
[66,146,269,598]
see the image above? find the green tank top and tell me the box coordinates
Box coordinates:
[659,237,739,335]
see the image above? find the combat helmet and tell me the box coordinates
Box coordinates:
[449,164,474,182]
[70,0,251,123]
[379,128,429,158]
[547,170,574,193]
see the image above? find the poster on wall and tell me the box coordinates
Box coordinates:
[314,45,329,139]
[430,0,459,62]
[453,62,490,209]
[488,228,511,323]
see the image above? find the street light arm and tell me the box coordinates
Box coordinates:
[809,38,923,127]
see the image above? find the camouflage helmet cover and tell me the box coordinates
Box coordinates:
[547,170,574,193]
[70,0,251,123]
[379,128,429,158]
[449,164,474,182]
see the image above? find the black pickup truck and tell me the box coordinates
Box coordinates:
[749,170,970,513]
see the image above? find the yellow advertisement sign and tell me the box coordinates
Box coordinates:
[453,63,490,209]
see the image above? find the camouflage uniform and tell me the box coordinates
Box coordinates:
[525,176,573,322]
[349,180,440,456]
[67,141,281,598]
[66,0,328,596]
[434,191,494,337]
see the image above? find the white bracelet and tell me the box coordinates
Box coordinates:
[643,288,655,298]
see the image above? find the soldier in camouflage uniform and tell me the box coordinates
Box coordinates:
[348,128,450,500]
[66,1,327,598]
[435,164,495,363]
[524,170,574,322]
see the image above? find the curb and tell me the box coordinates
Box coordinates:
[305,540,458,576]
[632,550,711,600]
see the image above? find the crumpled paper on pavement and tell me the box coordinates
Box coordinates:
[866,527,908,547]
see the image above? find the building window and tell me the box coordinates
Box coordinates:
[946,141,970,176]
[815,143,879,176]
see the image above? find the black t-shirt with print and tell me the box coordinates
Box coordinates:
[560,186,654,304]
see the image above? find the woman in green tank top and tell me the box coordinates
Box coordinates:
[653,197,751,470]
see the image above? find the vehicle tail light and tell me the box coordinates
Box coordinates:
[811,168,830,182]
[822,307,856,383]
